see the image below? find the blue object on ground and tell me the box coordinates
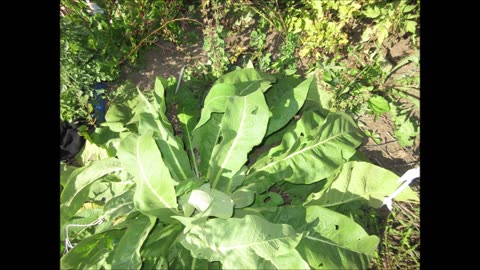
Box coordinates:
[92,82,107,124]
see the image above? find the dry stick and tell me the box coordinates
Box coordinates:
[120,18,203,65]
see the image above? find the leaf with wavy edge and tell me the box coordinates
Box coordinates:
[60,158,124,228]
[111,215,156,269]
[136,88,194,181]
[305,161,419,208]
[117,132,179,218]
[181,215,301,269]
[297,206,379,269]
[246,112,363,185]
[264,75,308,136]
[207,90,269,192]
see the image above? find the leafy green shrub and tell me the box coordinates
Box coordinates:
[60,0,185,123]
[286,0,361,58]
[361,0,419,46]
[60,68,418,269]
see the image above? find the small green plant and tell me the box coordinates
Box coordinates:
[200,0,231,78]
[287,0,362,58]
[60,68,418,269]
[311,44,419,148]
[271,32,299,72]
[361,0,419,46]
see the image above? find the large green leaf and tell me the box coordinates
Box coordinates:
[181,215,302,269]
[215,68,276,85]
[195,81,272,129]
[297,206,379,269]
[103,103,132,132]
[60,158,124,228]
[174,84,201,177]
[169,242,212,270]
[117,132,179,218]
[111,215,156,269]
[90,126,121,156]
[78,140,110,166]
[142,223,183,256]
[192,113,222,177]
[103,188,135,220]
[264,75,308,136]
[136,89,195,181]
[305,161,419,208]
[194,68,275,130]
[87,171,133,202]
[207,90,270,192]
[60,163,77,187]
[303,75,335,111]
[187,184,234,219]
[260,249,311,270]
[60,229,125,270]
[255,110,326,165]
[246,112,364,185]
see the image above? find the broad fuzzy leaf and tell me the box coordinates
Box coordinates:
[195,81,271,129]
[187,184,234,219]
[297,206,379,269]
[194,68,276,129]
[207,90,270,192]
[305,161,419,208]
[303,75,335,111]
[141,223,184,269]
[60,163,77,187]
[246,112,363,185]
[169,243,212,270]
[117,133,179,218]
[103,189,135,220]
[181,215,301,269]
[192,113,222,177]
[260,249,310,270]
[231,188,255,208]
[215,68,276,85]
[60,158,124,228]
[175,84,201,177]
[104,103,132,132]
[136,88,195,181]
[79,140,109,166]
[111,215,156,269]
[264,75,308,136]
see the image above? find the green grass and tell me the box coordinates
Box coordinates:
[370,185,420,269]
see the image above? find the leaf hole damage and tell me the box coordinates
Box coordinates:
[217,136,223,144]
[335,225,339,230]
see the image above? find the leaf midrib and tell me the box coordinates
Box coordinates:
[248,131,353,178]
[136,138,177,214]
[139,92,188,180]
[212,96,247,189]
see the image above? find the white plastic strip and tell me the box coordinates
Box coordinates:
[63,216,106,254]
[175,66,186,94]
[381,167,420,211]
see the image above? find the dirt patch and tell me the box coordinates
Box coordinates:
[111,38,208,92]
[358,113,419,176]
